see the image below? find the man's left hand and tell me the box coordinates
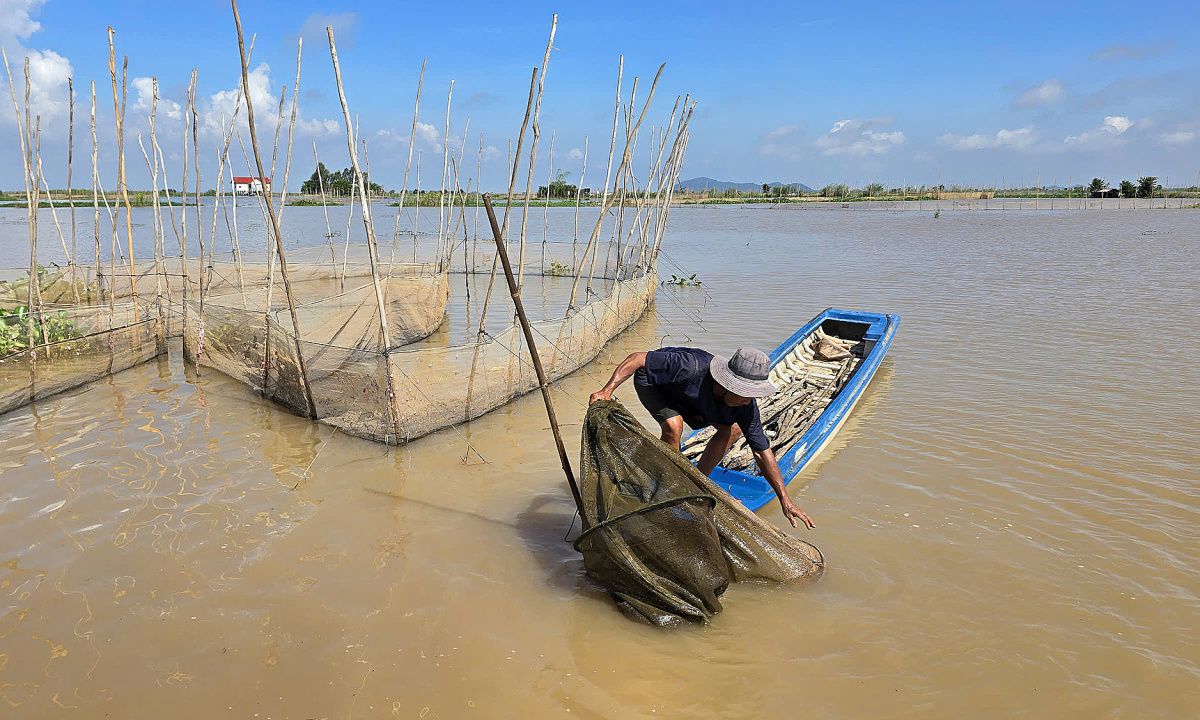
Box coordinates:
[780,497,815,530]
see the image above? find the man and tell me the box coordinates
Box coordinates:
[589,346,815,529]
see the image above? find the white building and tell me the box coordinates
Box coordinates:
[233,176,271,195]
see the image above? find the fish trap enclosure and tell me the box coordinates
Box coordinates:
[0,300,163,416]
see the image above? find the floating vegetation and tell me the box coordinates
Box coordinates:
[664,273,702,287]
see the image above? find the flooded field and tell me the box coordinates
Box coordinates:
[2,203,1198,718]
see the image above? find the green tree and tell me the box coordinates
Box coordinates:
[1137,176,1160,198]
[820,183,849,198]
[863,182,885,197]
[1088,177,1107,193]
[761,183,770,196]
[1119,180,1136,198]
[538,169,577,199]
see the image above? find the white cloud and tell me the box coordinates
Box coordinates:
[1065,115,1134,146]
[131,76,181,121]
[815,118,904,157]
[0,0,43,47]
[1159,130,1195,146]
[567,147,583,161]
[200,62,338,141]
[1015,79,1063,108]
[759,124,806,160]
[299,12,359,51]
[0,2,72,127]
[940,126,1035,150]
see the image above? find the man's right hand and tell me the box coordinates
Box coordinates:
[589,389,613,404]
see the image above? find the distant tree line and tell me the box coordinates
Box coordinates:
[300,162,383,196]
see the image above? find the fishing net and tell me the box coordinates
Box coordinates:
[0,301,164,417]
[184,240,654,445]
[575,400,824,626]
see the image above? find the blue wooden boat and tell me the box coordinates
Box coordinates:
[688,308,900,511]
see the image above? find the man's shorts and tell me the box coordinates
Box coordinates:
[633,368,684,425]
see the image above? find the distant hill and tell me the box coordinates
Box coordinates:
[678,176,814,193]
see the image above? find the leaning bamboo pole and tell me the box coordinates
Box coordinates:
[568,57,623,308]
[541,130,553,275]
[386,60,425,276]
[313,142,336,271]
[191,78,205,320]
[327,24,403,441]
[178,69,196,358]
[231,0,316,417]
[481,193,583,517]
[475,66,539,334]
[107,28,138,314]
[516,14,557,289]
[572,135,589,272]
[3,50,39,356]
[274,37,303,230]
[90,82,102,304]
[67,78,79,302]
[135,130,166,349]
[435,81,454,271]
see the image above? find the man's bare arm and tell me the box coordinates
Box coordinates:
[589,352,647,404]
[697,424,735,476]
[754,447,815,529]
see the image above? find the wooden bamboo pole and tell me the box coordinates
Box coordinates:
[327,24,403,441]
[90,82,102,304]
[481,193,583,517]
[191,76,205,317]
[475,66,539,334]
[568,56,623,308]
[436,81,454,271]
[387,60,425,276]
[67,77,79,302]
[3,51,39,354]
[107,28,138,312]
[178,69,196,356]
[572,134,588,272]
[541,130,553,275]
[231,0,317,418]
[313,142,336,271]
[515,14,557,290]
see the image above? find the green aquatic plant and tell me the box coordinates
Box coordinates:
[546,260,572,276]
[0,306,82,356]
[664,273,702,287]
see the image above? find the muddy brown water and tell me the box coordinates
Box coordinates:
[2,204,1198,718]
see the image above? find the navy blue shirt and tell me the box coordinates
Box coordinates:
[635,346,770,452]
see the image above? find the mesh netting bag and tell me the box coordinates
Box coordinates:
[574,400,825,626]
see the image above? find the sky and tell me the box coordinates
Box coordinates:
[1,0,1198,192]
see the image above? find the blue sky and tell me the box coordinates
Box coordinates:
[2,0,1198,191]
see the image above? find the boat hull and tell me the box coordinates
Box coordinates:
[697,308,900,511]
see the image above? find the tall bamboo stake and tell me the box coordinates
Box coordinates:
[516,14,557,289]
[541,130,553,275]
[67,77,79,302]
[568,57,623,308]
[313,142,336,270]
[475,66,539,334]
[572,135,588,272]
[90,82,102,304]
[178,69,196,357]
[3,51,38,355]
[435,81,454,270]
[482,193,583,518]
[327,24,403,441]
[232,0,317,417]
[107,28,138,312]
[386,60,425,276]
